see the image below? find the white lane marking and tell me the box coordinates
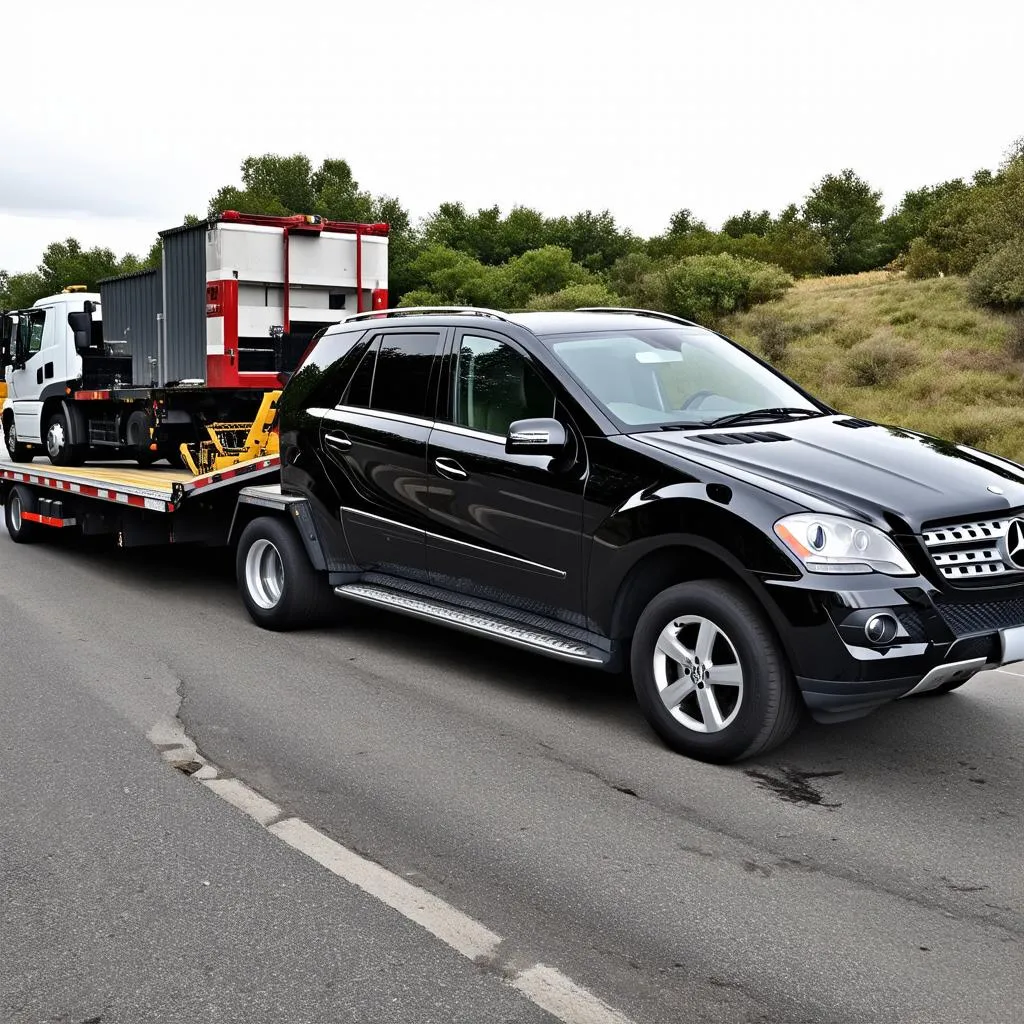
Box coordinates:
[177,757,635,1024]
[513,964,634,1024]
[270,817,501,962]
[992,667,1024,678]
[203,777,282,826]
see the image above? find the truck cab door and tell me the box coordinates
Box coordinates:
[11,307,56,442]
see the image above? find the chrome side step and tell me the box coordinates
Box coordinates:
[335,582,608,665]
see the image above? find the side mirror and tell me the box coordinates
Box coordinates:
[505,417,567,456]
[68,311,92,353]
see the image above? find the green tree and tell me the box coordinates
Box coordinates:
[802,169,887,274]
[722,209,772,238]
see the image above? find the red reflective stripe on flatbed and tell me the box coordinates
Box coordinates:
[74,390,111,400]
[22,512,77,528]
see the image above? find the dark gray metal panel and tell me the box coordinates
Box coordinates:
[162,226,207,382]
[99,270,162,386]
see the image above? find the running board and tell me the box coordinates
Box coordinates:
[335,582,608,665]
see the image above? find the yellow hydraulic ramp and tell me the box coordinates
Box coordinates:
[180,390,281,477]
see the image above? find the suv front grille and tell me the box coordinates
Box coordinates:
[935,596,1024,636]
[921,514,1022,581]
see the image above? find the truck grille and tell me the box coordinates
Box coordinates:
[921,515,1021,580]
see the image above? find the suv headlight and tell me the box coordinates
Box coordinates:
[774,514,915,576]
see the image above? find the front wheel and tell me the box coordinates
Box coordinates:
[631,580,801,763]
[236,516,337,630]
[46,411,85,466]
[5,420,35,463]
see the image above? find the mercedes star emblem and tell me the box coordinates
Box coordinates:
[1001,519,1024,570]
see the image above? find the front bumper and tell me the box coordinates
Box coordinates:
[762,573,1024,723]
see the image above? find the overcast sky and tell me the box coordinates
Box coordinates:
[2,0,1021,273]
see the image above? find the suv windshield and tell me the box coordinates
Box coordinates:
[545,326,823,429]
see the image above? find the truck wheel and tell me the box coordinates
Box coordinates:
[45,412,85,467]
[630,580,801,763]
[5,485,41,544]
[236,516,336,630]
[5,420,34,463]
[126,411,155,467]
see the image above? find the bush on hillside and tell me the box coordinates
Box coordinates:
[657,254,793,326]
[524,282,622,311]
[846,334,919,386]
[966,238,1024,311]
[904,238,948,279]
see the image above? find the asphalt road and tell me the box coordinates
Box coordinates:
[2,521,1022,1023]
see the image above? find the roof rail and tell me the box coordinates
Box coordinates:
[574,307,700,328]
[343,305,512,323]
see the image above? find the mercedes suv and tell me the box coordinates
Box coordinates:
[233,306,1024,762]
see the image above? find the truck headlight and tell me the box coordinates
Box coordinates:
[774,514,915,576]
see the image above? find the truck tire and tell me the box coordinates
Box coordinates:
[5,420,34,463]
[45,411,85,466]
[126,410,156,467]
[5,485,41,544]
[630,580,801,763]
[236,516,336,630]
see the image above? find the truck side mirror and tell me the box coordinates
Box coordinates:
[68,311,92,353]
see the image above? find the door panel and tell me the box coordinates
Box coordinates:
[315,329,443,577]
[424,329,587,620]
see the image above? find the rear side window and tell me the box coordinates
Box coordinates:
[342,331,440,418]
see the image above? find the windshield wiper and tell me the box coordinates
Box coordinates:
[703,407,823,428]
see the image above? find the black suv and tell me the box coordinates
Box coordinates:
[235,306,1024,762]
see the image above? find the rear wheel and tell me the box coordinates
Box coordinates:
[236,516,337,630]
[5,420,34,463]
[5,484,41,544]
[126,410,156,467]
[46,411,85,466]
[631,580,802,763]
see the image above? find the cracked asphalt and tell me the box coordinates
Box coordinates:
[2,531,1022,1023]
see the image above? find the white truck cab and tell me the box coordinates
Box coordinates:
[1,288,105,459]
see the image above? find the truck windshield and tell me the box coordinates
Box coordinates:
[546,327,822,429]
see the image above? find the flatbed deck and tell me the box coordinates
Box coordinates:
[0,455,280,513]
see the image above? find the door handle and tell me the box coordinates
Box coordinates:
[434,457,468,480]
[324,433,352,451]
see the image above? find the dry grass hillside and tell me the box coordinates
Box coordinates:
[722,272,1024,465]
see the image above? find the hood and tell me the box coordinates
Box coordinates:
[636,415,1024,533]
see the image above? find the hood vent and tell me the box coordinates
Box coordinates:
[835,417,874,429]
[693,431,791,446]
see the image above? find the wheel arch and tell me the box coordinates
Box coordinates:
[608,539,800,668]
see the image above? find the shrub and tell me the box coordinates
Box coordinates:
[744,308,797,363]
[966,238,1024,311]
[904,238,948,279]
[524,282,622,311]
[1008,312,1024,361]
[846,333,918,386]
[656,253,793,326]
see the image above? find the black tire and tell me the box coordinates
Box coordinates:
[126,410,156,467]
[630,580,802,763]
[45,411,85,467]
[5,485,41,544]
[236,516,337,630]
[5,419,34,463]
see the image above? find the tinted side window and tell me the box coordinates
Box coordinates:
[454,334,555,436]
[368,332,439,418]
[342,338,379,408]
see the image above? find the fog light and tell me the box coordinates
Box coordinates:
[865,613,899,645]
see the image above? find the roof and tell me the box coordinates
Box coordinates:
[506,310,703,335]
[97,267,160,286]
[159,212,390,239]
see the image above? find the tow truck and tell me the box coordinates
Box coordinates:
[1,211,388,470]
[0,210,388,552]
